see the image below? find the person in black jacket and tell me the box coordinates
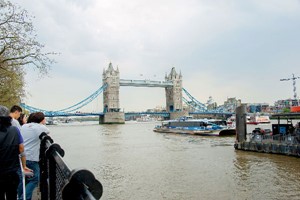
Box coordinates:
[0,105,31,200]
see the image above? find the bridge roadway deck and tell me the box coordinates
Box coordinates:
[44,112,233,117]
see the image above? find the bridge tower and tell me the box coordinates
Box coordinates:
[100,62,125,124]
[165,67,188,119]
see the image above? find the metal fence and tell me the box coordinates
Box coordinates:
[39,133,103,200]
[250,133,300,145]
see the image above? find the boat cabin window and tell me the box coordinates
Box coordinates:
[168,121,207,127]
[210,120,227,126]
[178,116,193,121]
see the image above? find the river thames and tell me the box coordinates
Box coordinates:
[49,121,300,200]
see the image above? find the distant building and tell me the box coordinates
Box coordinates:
[223,97,241,113]
[146,106,166,112]
[206,96,217,110]
[273,98,299,112]
[247,103,270,113]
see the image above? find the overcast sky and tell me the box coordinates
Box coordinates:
[10,0,300,112]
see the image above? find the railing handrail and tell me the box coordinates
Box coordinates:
[250,132,300,145]
[39,133,103,200]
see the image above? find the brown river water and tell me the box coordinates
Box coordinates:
[49,121,300,200]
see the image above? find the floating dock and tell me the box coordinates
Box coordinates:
[234,104,300,157]
[235,139,300,157]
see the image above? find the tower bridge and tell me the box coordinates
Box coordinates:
[21,62,233,123]
[101,63,187,123]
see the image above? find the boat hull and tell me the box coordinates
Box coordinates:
[153,127,236,136]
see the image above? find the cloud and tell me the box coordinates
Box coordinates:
[11,0,300,111]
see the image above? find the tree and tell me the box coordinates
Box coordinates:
[282,108,290,113]
[0,56,24,107]
[0,0,55,107]
[0,0,55,74]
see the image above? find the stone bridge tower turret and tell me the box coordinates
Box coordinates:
[165,67,188,119]
[103,62,120,113]
[100,62,125,124]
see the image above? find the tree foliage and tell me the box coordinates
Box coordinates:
[0,0,56,107]
[282,108,290,113]
[0,56,24,107]
[0,0,55,74]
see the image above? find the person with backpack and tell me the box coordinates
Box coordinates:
[0,105,31,200]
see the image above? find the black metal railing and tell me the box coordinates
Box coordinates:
[39,133,103,200]
[250,133,300,145]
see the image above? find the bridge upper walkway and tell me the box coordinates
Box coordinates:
[120,79,173,87]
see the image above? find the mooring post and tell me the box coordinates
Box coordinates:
[236,104,247,143]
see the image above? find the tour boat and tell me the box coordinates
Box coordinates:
[153,117,236,136]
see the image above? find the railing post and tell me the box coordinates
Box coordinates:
[45,143,65,200]
[62,169,103,200]
[48,156,57,199]
[39,133,53,200]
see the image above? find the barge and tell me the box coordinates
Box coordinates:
[234,105,300,157]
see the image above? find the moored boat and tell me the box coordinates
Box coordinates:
[154,117,235,136]
[46,120,58,125]
[136,115,156,122]
[253,115,271,124]
[227,114,270,125]
[227,115,259,125]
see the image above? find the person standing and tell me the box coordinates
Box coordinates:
[9,106,27,172]
[0,105,31,200]
[9,105,23,130]
[17,114,27,126]
[18,112,50,200]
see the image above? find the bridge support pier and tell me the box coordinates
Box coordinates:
[99,112,125,124]
[169,111,189,120]
[236,104,247,143]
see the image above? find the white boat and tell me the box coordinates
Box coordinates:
[154,117,235,136]
[136,115,156,122]
[46,120,58,125]
[254,115,270,123]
